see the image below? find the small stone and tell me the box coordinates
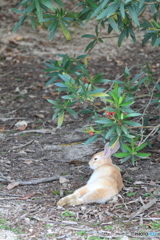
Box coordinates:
[59,176,69,184]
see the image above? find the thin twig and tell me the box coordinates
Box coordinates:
[13,129,54,136]
[0,175,72,185]
[128,198,157,219]
[12,139,34,149]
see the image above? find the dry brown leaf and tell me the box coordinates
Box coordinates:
[18,125,27,131]
[24,160,33,165]
[19,193,37,200]
[51,92,58,96]
[15,120,28,130]
[6,182,19,190]
[34,113,45,118]
[69,160,86,166]
[15,36,23,41]
[0,126,5,132]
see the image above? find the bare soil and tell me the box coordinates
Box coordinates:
[0,1,160,240]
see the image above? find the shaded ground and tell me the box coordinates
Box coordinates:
[0,1,160,240]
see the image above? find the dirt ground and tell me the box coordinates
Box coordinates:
[0,1,160,240]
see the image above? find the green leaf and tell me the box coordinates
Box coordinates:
[153,37,160,47]
[116,126,121,136]
[49,21,58,40]
[66,108,78,116]
[121,125,129,135]
[96,2,120,20]
[114,152,131,158]
[120,155,131,163]
[123,144,132,153]
[123,113,141,118]
[127,6,140,26]
[60,21,71,40]
[41,0,56,11]
[11,8,24,14]
[108,18,119,32]
[118,28,127,47]
[124,121,142,127]
[136,143,147,151]
[81,34,96,38]
[126,192,137,196]
[12,15,27,32]
[105,126,116,139]
[89,92,108,97]
[53,0,64,8]
[58,111,64,127]
[84,134,98,145]
[120,2,125,18]
[47,99,57,105]
[136,153,151,158]
[120,101,134,106]
[91,0,110,18]
[96,118,113,124]
[85,39,97,52]
[35,0,43,21]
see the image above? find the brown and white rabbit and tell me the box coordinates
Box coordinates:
[57,141,123,207]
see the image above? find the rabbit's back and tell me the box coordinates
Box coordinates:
[87,164,123,192]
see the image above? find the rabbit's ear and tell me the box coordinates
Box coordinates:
[104,143,111,157]
[110,140,120,154]
[104,141,120,157]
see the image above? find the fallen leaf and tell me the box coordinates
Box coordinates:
[18,125,27,131]
[34,113,45,118]
[15,36,23,41]
[19,193,37,200]
[15,120,28,130]
[51,92,58,96]
[69,160,86,166]
[6,182,19,190]
[0,126,5,132]
[24,160,33,165]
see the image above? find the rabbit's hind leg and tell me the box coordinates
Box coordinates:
[57,186,89,207]
[65,186,89,206]
[82,187,118,204]
[57,193,76,207]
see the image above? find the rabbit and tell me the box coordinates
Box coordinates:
[57,141,123,207]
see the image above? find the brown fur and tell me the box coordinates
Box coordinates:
[57,142,123,207]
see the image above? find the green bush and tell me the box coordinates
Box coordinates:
[12,0,160,165]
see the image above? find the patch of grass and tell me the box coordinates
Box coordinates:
[53,190,60,195]
[15,78,22,82]
[104,225,114,229]
[79,177,84,180]
[0,218,24,234]
[67,190,73,194]
[32,198,41,200]
[149,221,160,229]
[46,234,56,237]
[76,230,86,236]
[61,209,75,217]
[46,224,53,228]
[88,237,106,240]
[126,192,137,196]
[127,178,133,182]
[92,222,100,226]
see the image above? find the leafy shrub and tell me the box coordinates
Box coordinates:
[12,0,160,164]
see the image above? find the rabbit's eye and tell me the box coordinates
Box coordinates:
[94,157,98,161]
